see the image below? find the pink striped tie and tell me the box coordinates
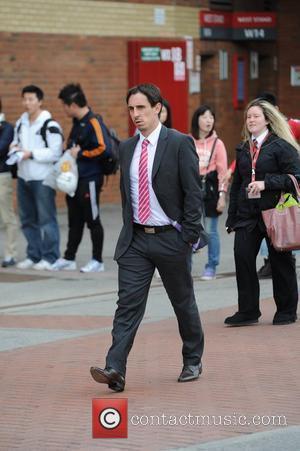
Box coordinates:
[138,139,150,223]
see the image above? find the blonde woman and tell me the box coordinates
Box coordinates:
[225,98,300,326]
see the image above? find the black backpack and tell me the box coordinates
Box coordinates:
[17,118,63,147]
[96,115,120,176]
[0,120,17,178]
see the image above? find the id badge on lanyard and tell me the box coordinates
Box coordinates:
[250,133,269,183]
[247,137,265,199]
[250,143,260,183]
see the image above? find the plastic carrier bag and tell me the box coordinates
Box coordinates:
[43,151,78,197]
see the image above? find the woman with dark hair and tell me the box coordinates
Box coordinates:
[191,105,228,280]
[225,98,300,326]
[160,98,172,128]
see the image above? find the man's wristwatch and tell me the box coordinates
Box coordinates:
[219,191,225,197]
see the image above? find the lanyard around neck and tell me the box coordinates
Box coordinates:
[249,133,269,182]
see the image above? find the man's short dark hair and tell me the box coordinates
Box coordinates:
[58,83,87,107]
[22,85,44,101]
[257,92,277,107]
[126,83,162,107]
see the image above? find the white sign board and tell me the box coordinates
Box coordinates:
[189,71,201,93]
[174,61,186,81]
[185,38,194,70]
[154,8,165,25]
[291,66,300,86]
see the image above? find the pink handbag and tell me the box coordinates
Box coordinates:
[262,174,300,252]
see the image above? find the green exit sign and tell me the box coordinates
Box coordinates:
[141,47,161,61]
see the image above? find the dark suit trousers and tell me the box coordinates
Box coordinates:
[234,225,298,319]
[106,228,204,376]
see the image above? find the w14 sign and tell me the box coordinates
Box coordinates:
[200,11,276,41]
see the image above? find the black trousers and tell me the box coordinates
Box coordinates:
[64,177,104,262]
[234,225,298,320]
[106,228,204,376]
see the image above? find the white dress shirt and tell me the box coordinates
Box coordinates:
[130,122,171,226]
[251,128,269,148]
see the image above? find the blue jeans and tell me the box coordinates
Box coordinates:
[259,238,269,257]
[204,216,220,270]
[17,178,60,263]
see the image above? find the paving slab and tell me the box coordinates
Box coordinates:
[172,426,300,451]
[0,301,300,450]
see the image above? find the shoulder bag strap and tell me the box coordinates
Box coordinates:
[288,174,300,200]
[202,138,218,181]
[207,137,218,168]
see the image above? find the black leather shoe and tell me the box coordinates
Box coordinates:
[224,312,259,326]
[90,366,125,392]
[178,363,202,382]
[273,314,297,325]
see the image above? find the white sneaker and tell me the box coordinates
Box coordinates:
[32,259,53,271]
[51,258,77,271]
[16,258,35,269]
[200,267,216,281]
[80,259,104,273]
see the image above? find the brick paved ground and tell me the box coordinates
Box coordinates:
[1,298,299,450]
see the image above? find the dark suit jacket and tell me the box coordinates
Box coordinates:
[226,133,300,230]
[114,125,203,260]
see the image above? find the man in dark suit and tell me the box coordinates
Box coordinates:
[90,83,204,392]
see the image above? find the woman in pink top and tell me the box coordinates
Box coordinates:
[191,105,228,280]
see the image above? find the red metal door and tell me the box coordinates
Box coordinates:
[128,40,188,135]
